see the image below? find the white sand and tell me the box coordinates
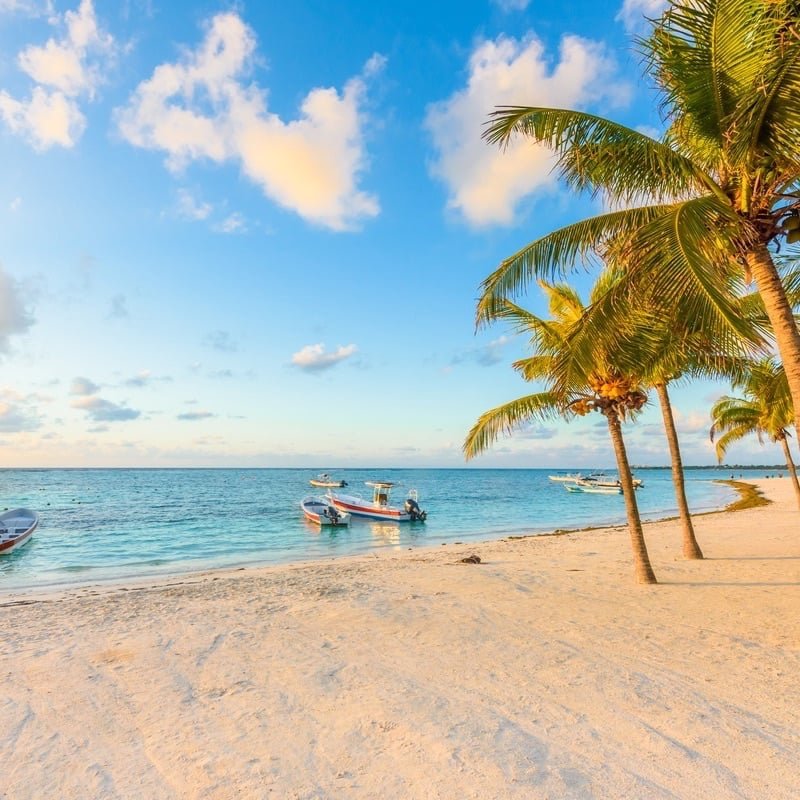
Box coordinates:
[1,478,799,799]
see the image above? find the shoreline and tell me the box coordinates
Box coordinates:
[2,478,799,798]
[0,477,752,601]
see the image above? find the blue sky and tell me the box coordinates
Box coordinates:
[0,0,787,467]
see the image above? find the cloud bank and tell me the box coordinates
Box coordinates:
[0,0,114,148]
[425,33,629,227]
[117,13,381,231]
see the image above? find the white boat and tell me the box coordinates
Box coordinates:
[578,475,643,489]
[327,482,427,522]
[564,484,622,495]
[309,473,348,488]
[300,496,351,526]
[548,472,588,483]
[0,508,39,554]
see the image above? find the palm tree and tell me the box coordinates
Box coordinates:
[464,281,657,584]
[477,0,800,440]
[710,359,800,508]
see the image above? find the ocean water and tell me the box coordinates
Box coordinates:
[0,467,773,590]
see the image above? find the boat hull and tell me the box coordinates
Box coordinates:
[0,509,39,554]
[300,497,350,526]
[328,493,413,522]
[309,479,346,488]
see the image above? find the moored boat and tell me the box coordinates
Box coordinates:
[548,472,588,482]
[564,484,622,495]
[309,473,348,488]
[327,482,427,522]
[300,496,351,526]
[0,508,39,554]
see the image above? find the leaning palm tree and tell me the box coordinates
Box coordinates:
[710,360,800,508]
[478,0,800,439]
[464,281,657,584]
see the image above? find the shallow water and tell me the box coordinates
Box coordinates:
[0,467,772,589]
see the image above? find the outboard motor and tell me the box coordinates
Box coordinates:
[326,505,341,524]
[404,497,427,522]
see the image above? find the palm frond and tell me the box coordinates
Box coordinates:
[476,205,670,325]
[463,391,564,459]
[483,106,714,202]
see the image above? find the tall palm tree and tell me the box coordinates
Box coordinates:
[477,0,800,439]
[464,281,657,584]
[710,360,800,508]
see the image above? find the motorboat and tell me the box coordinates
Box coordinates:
[548,472,588,482]
[578,475,643,489]
[309,473,348,488]
[564,484,622,495]
[0,508,39,554]
[327,482,427,522]
[300,496,351,526]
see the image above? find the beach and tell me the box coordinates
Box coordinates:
[2,478,799,799]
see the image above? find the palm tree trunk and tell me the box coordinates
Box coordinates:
[606,411,657,584]
[778,435,800,511]
[654,382,703,559]
[747,245,800,437]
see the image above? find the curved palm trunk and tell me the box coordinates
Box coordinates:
[606,412,657,584]
[654,382,703,559]
[777,435,800,511]
[747,246,800,438]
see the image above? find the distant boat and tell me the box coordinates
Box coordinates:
[327,482,427,522]
[309,473,348,488]
[300,496,351,527]
[0,508,39,554]
[548,472,588,483]
[564,484,622,495]
[578,475,643,489]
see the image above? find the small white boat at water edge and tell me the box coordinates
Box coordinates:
[0,508,39,554]
[328,482,427,522]
[309,473,348,488]
[564,484,622,495]
[300,496,351,527]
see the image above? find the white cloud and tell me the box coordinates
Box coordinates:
[0,265,35,353]
[291,343,357,372]
[116,12,381,231]
[69,376,99,395]
[212,212,246,234]
[0,389,43,432]
[452,335,512,367]
[616,0,668,33]
[0,0,114,149]
[425,33,629,227]
[177,410,215,421]
[0,1,53,14]
[72,395,140,422]
[9,197,22,212]
[176,188,212,221]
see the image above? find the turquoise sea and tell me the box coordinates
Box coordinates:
[0,467,775,591]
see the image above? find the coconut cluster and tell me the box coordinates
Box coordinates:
[570,372,648,419]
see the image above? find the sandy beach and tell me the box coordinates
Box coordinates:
[1,478,799,799]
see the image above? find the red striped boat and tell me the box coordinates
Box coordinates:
[0,508,39,554]
[327,482,427,522]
